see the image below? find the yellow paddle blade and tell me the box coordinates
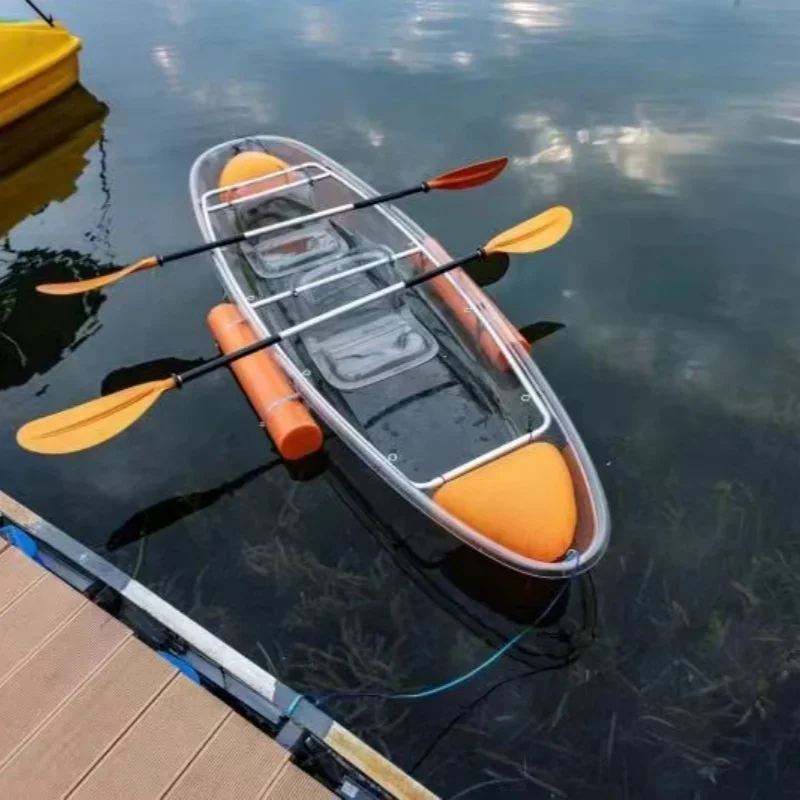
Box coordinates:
[36,256,159,295]
[16,378,176,455]
[484,206,573,255]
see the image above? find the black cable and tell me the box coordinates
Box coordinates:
[409,573,598,775]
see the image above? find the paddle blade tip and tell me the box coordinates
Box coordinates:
[35,274,121,296]
[17,379,175,455]
[36,282,87,296]
[428,156,509,191]
[34,258,158,296]
[485,205,574,255]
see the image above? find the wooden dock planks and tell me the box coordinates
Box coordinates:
[0,639,174,799]
[0,570,86,681]
[0,545,42,612]
[0,542,334,800]
[164,713,290,800]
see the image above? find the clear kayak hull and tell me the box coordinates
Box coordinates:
[190,136,609,577]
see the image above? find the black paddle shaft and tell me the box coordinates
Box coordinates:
[177,331,281,386]
[352,183,428,209]
[159,232,247,265]
[174,249,484,387]
[157,184,430,266]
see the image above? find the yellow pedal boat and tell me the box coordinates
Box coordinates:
[0,19,82,129]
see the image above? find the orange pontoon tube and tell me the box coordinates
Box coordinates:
[415,237,530,372]
[207,304,323,461]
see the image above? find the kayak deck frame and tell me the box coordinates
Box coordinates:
[199,159,553,492]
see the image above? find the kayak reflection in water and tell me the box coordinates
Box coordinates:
[0,84,110,391]
[0,247,107,390]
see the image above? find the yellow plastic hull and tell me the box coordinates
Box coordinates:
[0,21,82,129]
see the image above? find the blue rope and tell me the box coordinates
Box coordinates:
[285,694,302,718]
[286,550,580,717]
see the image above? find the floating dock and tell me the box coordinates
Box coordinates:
[0,490,437,799]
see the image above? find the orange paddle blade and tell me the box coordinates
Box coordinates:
[36,256,159,296]
[16,378,176,454]
[427,157,508,191]
[485,206,573,254]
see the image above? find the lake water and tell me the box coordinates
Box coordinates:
[2,0,800,796]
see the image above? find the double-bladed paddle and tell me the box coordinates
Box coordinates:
[35,157,508,296]
[18,206,573,455]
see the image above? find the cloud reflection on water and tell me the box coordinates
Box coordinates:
[151,43,273,124]
[300,4,340,46]
[162,0,190,29]
[280,0,570,74]
[509,111,715,195]
[500,1,568,30]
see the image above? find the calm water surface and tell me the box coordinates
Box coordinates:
[2,0,800,796]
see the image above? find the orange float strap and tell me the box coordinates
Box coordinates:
[414,236,529,372]
[207,304,323,461]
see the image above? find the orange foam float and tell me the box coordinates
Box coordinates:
[206,304,323,461]
[414,239,530,372]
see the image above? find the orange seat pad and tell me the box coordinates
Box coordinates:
[433,442,577,562]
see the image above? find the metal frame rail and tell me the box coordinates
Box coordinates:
[199,161,553,491]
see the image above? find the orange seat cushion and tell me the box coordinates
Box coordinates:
[433,442,577,562]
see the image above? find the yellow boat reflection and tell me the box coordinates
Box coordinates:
[0,84,108,237]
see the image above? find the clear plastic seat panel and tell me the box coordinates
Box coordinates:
[241,219,347,279]
[293,250,440,390]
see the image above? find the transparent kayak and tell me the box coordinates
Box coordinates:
[190,136,609,577]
